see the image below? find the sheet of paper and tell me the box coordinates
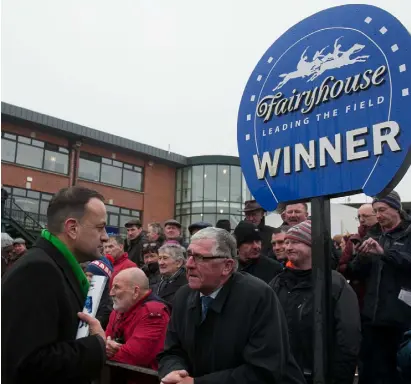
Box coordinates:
[398,289,411,307]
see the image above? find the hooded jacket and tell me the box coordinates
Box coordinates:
[109,253,137,290]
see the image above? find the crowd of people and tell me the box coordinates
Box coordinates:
[1,186,411,384]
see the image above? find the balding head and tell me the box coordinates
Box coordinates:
[357,204,377,228]
[110,268,150,313]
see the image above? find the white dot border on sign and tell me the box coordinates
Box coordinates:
[402,88,409,97]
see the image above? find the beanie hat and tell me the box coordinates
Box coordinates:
[86,256,113,278]
[372,190,402,211]
[285,220,311,246]
[1,233,14,249]
[234,221,261,247]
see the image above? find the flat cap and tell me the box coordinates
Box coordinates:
[13,237,26,245]
[164,219,182,228]
[124,219,142,228]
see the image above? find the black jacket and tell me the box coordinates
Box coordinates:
[157,267,188,307]
[96,281,113,330]
[349,219,411,328]
[269,268,361,384]
[158,272,306,384]
[258,221,276,256]
[142,263,162,292]
[1,238,106,384]
[124,234,145,267]
[239,255,283,284]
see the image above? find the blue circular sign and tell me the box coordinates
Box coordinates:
[238,4,411,211]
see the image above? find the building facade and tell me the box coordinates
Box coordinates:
[1,102,248,240]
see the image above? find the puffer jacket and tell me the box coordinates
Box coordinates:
[269,267,361,384]
[349,219,411,327]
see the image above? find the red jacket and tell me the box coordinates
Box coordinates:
[106,291,170,370]
[109,253,137,289]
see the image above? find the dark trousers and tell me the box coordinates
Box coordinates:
[359,325,405,384]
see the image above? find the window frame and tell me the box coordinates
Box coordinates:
[78,152,144,191]
[1,132,70,175]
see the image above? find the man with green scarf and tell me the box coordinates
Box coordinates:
[2,186,110,384]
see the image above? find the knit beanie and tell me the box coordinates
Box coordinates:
[1,233,14,249]
[86,256,113,278]
[285,220,311,246]
[372,190,402,211]
[234,221,262,247]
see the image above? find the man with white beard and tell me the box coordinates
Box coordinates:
[105,268,170,369]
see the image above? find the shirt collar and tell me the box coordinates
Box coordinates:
[200,286,222,299]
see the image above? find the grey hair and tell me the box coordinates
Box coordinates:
[191,227,237,259]
[158,243,186,264]
[148,222,163,236]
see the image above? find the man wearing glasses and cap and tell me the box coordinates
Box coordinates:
[241,200,276,256]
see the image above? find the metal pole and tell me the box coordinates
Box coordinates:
[311,197,332,384]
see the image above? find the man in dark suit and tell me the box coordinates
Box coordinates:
[2,186,109,384]
[158,227,305,384]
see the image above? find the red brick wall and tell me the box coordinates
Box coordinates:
[1,163,70,193]
[143,162,176,226]
[2,120,178,229]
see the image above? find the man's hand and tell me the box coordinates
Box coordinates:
[77,312,106,342]
[358,238,384,255]
[161,370,189,384]
[106,336,122,358]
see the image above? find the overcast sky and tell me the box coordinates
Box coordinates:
[2,0,411,202]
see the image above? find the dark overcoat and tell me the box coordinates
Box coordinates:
[2,238,106,384]
[158,272,306,384]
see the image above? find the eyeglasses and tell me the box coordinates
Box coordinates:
[142,242,159,254]
[355,214,376,221]
[186,252,228,263]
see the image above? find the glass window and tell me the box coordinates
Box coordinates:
[79,158,100,181]
[1,139,16,162]
[176,169,182,204]
[230,166,242,203]
[122,169,142,191]
[102,158,112,164]
[106,205,120,213]
[4,133,16,140]
[109,214,119,227]
[18,136,31,144]
[203,214,216,226]
[204,165,217,201]
[59,147,69,154]
[134,166,142,172]
[203,201,217,213]
[113,160,123,167]
[230,215,242,229]
[175,204,181,216]
[40,201,49,215]
[217,201,230,215]
[131,210,140,217]
[121,208,130,214]
[124,163,132,170]
[191,202,203,213]
[230,202,242,214]
[32,140,44,148]
[13,188,26,196]
[217,165,230,202]
[192,166,204,201]
[190,214,203,225]
[42,193,53,201]
[181,215,191,240]
[44,150,69,174]
[181,203,191,215]
[27,191,40,199]
[16,143,44,168]
[101,164,122,186]
[182,168,192,202]
[13,196,39,214]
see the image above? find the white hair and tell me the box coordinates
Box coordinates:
[158,243,186,264]
[191,227,238,271]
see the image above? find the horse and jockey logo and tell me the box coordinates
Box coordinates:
[273,37,370,91]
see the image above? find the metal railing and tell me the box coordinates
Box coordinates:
[3,199,46,231]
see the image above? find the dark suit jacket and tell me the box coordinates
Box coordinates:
[158,272,306,384]
[2,238,106,384]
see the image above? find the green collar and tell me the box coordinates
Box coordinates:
[41,229,90,298]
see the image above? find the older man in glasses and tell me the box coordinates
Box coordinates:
[158,227,305,384]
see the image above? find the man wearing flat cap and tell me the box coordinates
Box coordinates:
[234,221,282,283]
[188,222,212,237]
[124,219,145,266]
[13,238,27,258]
[242,200,275,256]
[164,219,188,248]
[349,190,411,384]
